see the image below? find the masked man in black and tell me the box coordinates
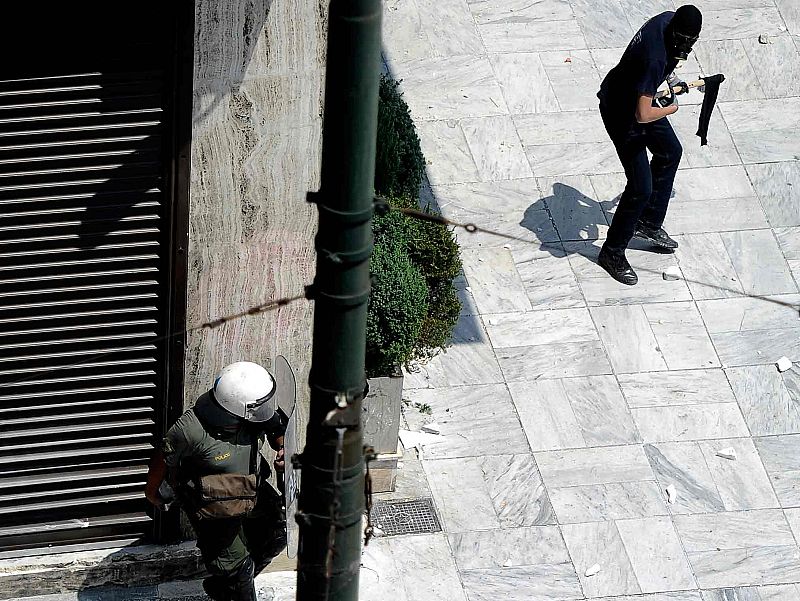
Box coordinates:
[596,5,703,285]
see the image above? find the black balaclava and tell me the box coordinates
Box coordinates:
[667,5,703,60]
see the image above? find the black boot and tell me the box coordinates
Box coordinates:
[633,222,678,250]
[203,575,230,601]
[226,557,257,601]
[598,247,638,285]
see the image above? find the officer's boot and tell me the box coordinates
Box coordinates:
[202,575,230,601]
[226,556,257,601]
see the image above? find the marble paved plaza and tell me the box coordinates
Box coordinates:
[361,0,800,600]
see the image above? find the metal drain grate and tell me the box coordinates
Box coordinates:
[371,498,442,536]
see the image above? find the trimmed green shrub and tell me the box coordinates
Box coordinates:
[374,75,425,199]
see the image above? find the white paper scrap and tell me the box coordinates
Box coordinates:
[716,447,737,461]
[666,484,677,504]
[584,563,601,577]
[777,357,792,372]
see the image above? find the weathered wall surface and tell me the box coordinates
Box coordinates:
[186,0,327,434]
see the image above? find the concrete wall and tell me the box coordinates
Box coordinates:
[185,0,327,435]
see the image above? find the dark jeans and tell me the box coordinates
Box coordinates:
[599,104,683,253]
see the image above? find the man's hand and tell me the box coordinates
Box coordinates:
[654,85,678,108]
[667,72,690,95]
[273,446,285,473]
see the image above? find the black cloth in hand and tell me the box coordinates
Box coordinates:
[696,74,725,146]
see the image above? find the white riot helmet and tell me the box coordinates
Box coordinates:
[212,361,277,423]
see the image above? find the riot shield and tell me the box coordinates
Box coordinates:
[274,355,299,558]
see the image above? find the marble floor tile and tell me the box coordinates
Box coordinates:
[579,267,695,306]
[478,19,586,53]
[511,245,585,309]
[745,36,800,100]
[700,588,767,601]
[618,369,737,407]
[645,442,726,514]
[496,340,613,381]
[632,404,749,443]
[712,328,800,367]
[592,594,702,601]
[489,53,560,114]
[755,435,800,507]
[360,538,409,601]
[468,0,574,24]
[643,301,721,370]
[701,7,787,40]
[721,229,797,295]
[449,206,560,248]
[732,130,800,164]
[404,384,530,459]
[675,509,794,552]
[590,47,625,78]
[525,142,620,177]
[672,166,756,201]
[591,305,669,373]
[460,116,533,181]
[461,247,532,313]
[623,0,679,31]
[537,175,610,241]
[540,49,605,111]
[561,521,641,597]
[458,564,583,601]
[480,454,555,526]
[402,315,504,389]
[728,365,800,436]
[746,162,800,228]
[382,0,435,64]
[485,308,598,348]
[416,120,481,185]
[549,480,668,523]
[668,106,741,168]
[510,375,640,450]
[616,516,697,593]
[689,546,800,588]
[697,295,800,334]
[694,40,766,101]
[514,110,609,145]
[673,234,744,300]
[391,55,507,121]
[435,178,540,214]
[663,197,770,235]
[449,525,569,570]
[388,534,469,601]
[783,508,800,541]
[776,0,800,35]
[536,444,654,488]
[720,99,800,134]
[774,227,800,261]
[759,584,800,601]
[413,0,484,58]
[423,457,500,531]
[699,438,780,510]
[570,0,635,48]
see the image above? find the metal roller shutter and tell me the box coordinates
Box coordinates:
[0,5,188,553]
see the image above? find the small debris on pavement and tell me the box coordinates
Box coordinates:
[399,429,445,451]
[666,484,677,504]
[503,243,511,250]
[565,56,572,63]
[777,356,793,372]
[372,526,385,537]
[421,422,441,435]
[662,266,681,281]
[758,34,770,44]
[585,563,601,577]
[716,447,737,460]
[465,286,472,293]
[502,559,513,567]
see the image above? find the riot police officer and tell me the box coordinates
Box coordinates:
[145,361,288,601]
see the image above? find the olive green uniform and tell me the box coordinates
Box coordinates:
[162,394,287,577]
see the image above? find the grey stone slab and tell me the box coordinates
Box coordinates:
[674,234,744,300]
[721,99,800,134]
[571,0,635,48]
[699,438,780,510]
[728,365,800,436]
[435,177,539,215]
[382,0,434,64]
[732,130,800,164]
[725,233,799,305]
[360,539,409,601]
[669,106,741,169]
[632,404,749,443]
[643,301,721,370]
[448,206,560,248]
[701,588,764,601]
[496,340,613,381]
[485,308,598,349]
[449,526,569,570]
[562,375,641,447]
[561,521,641,597]
[775,227,800,260]
[524,142,620,177]
[784,508,800,541]
[423,457,501,531]
[591,305,669,374]
[593,594,703,601]
[616,516,697,593]
[479,454,556,527]
[416,120,481,185]
[702,7,787,40]
[511,246,585,310]
[745,36,800,99]
[694,40,766,101]
[489,53,560,114]
[535,445,654,488]
[458,564,583,601]
[623,0,678,30]
[468,0,574,24]
[675,509,794,553]
[404,384,530,459]
[460,116,533,181]
[747,162,800,228]
[549,481,668,523]
[663,197,770,234]
[478,19,586,52]
[689,546,800,588]
[671,166,756,201]
[537,175,610,241]
[579,268,695,305]
[755,434,800,507]
[392,55,507,121]
[712,328,800,367]
[777,0,800,35]
[412,0,484,58]
[540,50,604,112]
[697,295,800,334]
[645,442,726,514]
[514,110,608,145]
[461,248,532,313]
[388,534,468,601]
[759,585,800,601]
[618,369,737,408]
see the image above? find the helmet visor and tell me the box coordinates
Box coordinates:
[243,372,277,422]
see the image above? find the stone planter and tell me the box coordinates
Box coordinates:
[362,371,403,493]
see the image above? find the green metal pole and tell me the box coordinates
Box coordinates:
[296,1,381,599]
